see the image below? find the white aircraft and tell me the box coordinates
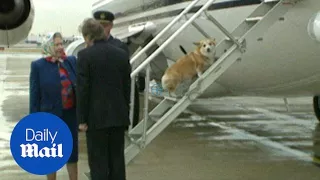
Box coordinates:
[1,0,320,121]
[72,0,320,121]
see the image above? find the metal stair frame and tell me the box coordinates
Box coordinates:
[125,0,299,165]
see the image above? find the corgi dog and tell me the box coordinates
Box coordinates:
[161,38,217,97]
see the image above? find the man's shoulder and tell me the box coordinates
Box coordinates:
[109,36,127,47]
[79,40,128,58]
[106,44,126,56]
[109,35,121,43]
[102,43,129,62]
[78,47,90,57]
[111,38,123,44]
[108,36,129,54]
[101,41,124,53]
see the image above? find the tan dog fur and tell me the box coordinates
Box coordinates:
[161,39,217,96]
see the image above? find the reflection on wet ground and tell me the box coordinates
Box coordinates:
[0,54,320,179]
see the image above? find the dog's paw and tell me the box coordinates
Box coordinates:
[197,71,203,78]
[169,92,179,98]
[192,78,203,90]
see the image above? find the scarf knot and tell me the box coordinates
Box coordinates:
[45,52,67,63]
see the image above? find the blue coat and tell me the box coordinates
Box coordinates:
[29,56,77,117]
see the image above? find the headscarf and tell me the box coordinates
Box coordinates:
[41,36,67,63]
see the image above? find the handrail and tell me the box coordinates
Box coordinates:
[129,0,201,65]
[131,0,216,78]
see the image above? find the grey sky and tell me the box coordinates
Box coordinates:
[30,0,96,36]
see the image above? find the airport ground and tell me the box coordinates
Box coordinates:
[0,52,319,180]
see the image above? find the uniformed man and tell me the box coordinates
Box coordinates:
[93,10,140,128]
[77,18,130,180]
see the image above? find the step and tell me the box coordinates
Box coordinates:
[263,0,280,3]
[246,16,263,22]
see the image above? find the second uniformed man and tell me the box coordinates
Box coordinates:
[93,10,140,128]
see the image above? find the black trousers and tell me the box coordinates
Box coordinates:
[86,127,126,180]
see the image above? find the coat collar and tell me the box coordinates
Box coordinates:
[107,35,114,41]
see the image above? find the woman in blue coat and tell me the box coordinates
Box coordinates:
[29,32,78,180]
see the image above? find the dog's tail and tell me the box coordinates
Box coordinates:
[179,45,187,55]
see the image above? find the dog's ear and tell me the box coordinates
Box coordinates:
[211,38,216,45]
[193,42,200,46]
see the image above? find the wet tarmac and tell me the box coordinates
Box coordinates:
[0,54,320,179]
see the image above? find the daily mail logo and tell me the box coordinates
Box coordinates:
[20,129,63,158]
[10,113,73,175]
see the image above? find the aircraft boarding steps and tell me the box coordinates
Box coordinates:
[85,0,301,178]
[124,0,301,165]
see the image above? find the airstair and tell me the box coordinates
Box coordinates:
[125,0,301,165]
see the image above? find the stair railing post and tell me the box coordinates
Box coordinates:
[141,65,151,148]
[129,74,136,132]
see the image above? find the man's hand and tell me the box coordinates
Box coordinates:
[79,123,88,132]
